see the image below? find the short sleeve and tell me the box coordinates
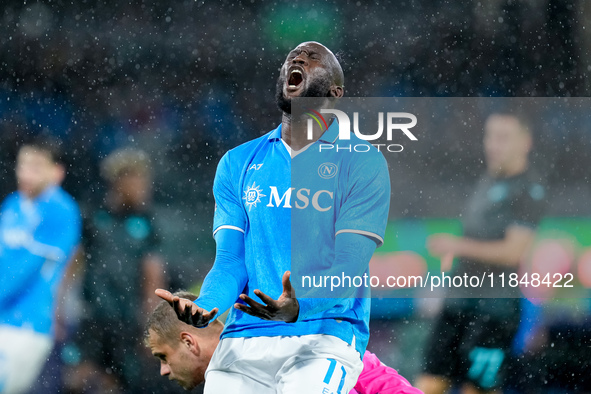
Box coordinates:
[335,151,391,246]
[509,182,546,230]
[212,152,247,236]
[36,199,81,262]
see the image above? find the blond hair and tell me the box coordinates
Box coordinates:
[100,148,151,182]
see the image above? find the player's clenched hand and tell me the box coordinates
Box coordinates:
[427,233,460,257]
[428,234,459,271]
[154,289,218,328]
[235,271,299,323]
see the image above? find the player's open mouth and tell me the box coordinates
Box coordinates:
[288,69,304,88]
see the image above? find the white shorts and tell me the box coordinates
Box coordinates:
[0,325,53,394]
[204,334,363,394]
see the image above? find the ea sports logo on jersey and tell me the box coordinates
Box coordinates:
[318,163,338,179]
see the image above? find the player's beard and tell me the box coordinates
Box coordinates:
[275,73,332,114]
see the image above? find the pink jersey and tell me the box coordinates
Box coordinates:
[349,351,424,394]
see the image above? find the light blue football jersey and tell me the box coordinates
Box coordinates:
[198,120,390,355]
[0,186,81,336]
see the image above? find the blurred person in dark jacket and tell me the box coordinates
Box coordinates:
[416,112,546,394]
[73,148,166,393]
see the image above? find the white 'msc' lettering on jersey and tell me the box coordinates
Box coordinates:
[265,186,333,211]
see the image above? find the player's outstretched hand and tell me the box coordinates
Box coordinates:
[154,289,218,328]
[235,271,299,323]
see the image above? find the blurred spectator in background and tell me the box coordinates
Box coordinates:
[416,112,546,394]
[0,136,81,394]
[73,148,166,393]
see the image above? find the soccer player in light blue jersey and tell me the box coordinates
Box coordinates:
[157,42,390,393]
[0,137,81,394]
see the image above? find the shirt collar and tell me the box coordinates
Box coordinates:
[18,185,59,203]
[267,124,282,141]
[318,118,339,144]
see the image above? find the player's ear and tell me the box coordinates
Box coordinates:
[524,132,533,154]
[330,85,344,98]
[181,332,200,356]
[53,163,66,185]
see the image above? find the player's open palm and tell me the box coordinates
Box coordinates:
[235,271,299,323]
[154,289,218,328]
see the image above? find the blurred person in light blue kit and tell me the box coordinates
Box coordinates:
[0,136,81,394]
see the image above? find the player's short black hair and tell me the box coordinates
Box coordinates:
[145,291,198,346]
[327,47,344,88]
[333,49,346,86]
[20,134,65,165]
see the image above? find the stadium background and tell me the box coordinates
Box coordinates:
[1,0,590,393]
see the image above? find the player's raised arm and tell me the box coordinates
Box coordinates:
[154,226,248,328]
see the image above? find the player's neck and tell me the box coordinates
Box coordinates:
[105,191,146,213]
[491,160,528,178]
[19,182,55,200]
[281,112,324,151]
